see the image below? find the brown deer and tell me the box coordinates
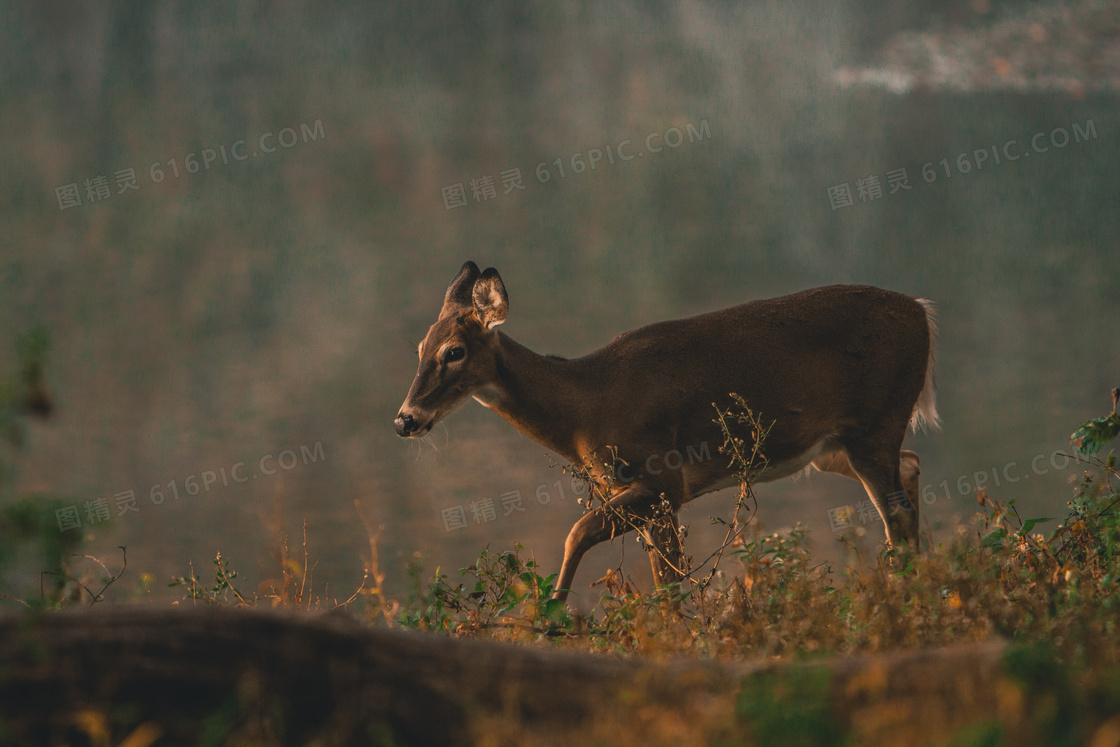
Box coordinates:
[395,262,939,600]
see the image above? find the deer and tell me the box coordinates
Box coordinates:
[395,261,939,601]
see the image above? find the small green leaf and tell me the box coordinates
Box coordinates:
[1071,413,1120,455]
[982,527,1008,549]
[1021,517,1054,535]
[542,597,564,616]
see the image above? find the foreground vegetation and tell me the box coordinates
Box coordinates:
[395,393,1120,662]
[160,391,1120,743]
[125,391,1120,668]
[385,392,1120,743]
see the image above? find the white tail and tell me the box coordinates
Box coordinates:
[910,299,941,433]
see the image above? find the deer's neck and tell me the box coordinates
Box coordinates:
[474,332,593,465]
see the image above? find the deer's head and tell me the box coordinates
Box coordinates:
[394,261,508,438]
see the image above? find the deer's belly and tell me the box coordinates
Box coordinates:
[684,435,838,500]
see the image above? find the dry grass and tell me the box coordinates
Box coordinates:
[397,395,1120,673]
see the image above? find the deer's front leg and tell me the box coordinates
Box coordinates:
[553,485,663,601]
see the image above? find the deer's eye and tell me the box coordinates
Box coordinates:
[443,346,465,363]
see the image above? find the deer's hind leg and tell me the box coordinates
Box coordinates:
[813,450,921,507]
[812,448,922,549]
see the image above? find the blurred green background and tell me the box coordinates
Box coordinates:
[1,0,1117,606]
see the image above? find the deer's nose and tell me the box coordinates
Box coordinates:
[394,413,417,437]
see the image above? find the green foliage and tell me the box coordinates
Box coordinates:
[1001,642,1077,746]
[1071,390,1120,456]
[397,545,570,638]
[1072,413,1120,456]
[0,328,110,610]
[0,496,85,607]
[0,325,52,485]
[1071,389,1120,456]
[735,665,846,747]
[169,552,253,605]
[168,512,388,611]
[946,721,1005,747]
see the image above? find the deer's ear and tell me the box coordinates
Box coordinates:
[472,267,508,328]
[440,261,481,318]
